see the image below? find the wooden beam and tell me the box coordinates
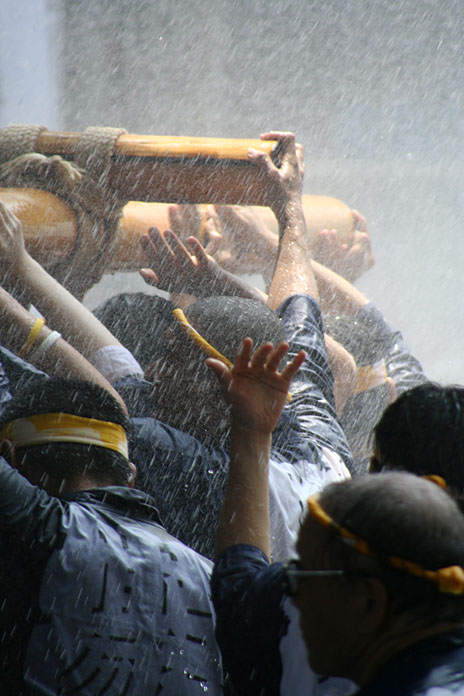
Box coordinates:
[35,130,282,205]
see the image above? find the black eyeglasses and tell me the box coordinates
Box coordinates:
[282,559,347,597]
[369,455,385,473]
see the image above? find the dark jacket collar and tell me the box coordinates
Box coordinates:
[64,486,164,526]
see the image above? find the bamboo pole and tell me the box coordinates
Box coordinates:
[0,188,354,273]
[107,196,354,272]
[35,131,282,206]
[0,188,77,265]
[249,195,354,241]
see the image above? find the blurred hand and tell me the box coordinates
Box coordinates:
[168,204,207,243]
[0,200,29,280]
[206,338,306,434]
[313,210,375,282]
[204,205,277,277]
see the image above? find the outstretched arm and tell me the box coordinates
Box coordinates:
[248,132,319,309]
[0,201,123,359]
[139,226,266,302]
[312,259,369,316]
[0,287,127,410]
[207,340,305,558]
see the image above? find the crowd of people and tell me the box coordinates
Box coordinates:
[1,130,464,695]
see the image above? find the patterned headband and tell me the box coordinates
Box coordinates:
[307,493,464,595]
[0,413,129,459]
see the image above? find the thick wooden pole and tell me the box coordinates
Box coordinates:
[35,131,282,206]
[0,188,354,274]
[0,188,77,265]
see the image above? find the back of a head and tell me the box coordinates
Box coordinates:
[185,296,286,362]
[374,383,464,496]
[0,376,132,489]
[150,297,286,445]
[312,472,464,620]
[93,292,174,369]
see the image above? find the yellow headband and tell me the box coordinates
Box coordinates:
[422,474,447,489]
[0,413,129,460]
[354,360,388,394]
[307,494,464,595]
[173,308,292,403]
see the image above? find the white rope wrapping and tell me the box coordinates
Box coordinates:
[28,331,62,362]
[74,126,127,183]
[0,124,130,298]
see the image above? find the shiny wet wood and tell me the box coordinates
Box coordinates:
[35,130,282,206]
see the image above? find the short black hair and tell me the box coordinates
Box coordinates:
[313,472,464,623]
[374,383,464,499]
[185,296,286,361]
[0,376,132,487]
[145,296,287,448]
[93,292,174,369]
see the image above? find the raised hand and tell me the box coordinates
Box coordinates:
[206,338,306,434]
[314,210,375,282]
[247,131,304,218]
[139,227,224,296]
[0,200,28,280]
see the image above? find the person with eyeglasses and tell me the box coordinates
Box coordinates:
[212,445,464,696]
[206,134,356,696]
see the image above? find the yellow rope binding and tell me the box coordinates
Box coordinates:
[307,493,464,595]
[173,308,233,367]
[173,308,292,403]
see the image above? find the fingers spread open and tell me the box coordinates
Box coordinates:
[139,227,161,257]
[234,337,253,370]
[265,342,290,372]
[250,342,274,369]
[281,350,306,382]
[164,229,196,266]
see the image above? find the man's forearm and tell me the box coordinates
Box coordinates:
[201,266,267,303]
[216,422,272,559]
[268,198,319,310]
[0,287,127,411]
[312,259,368,315]
[7,256,123,357]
